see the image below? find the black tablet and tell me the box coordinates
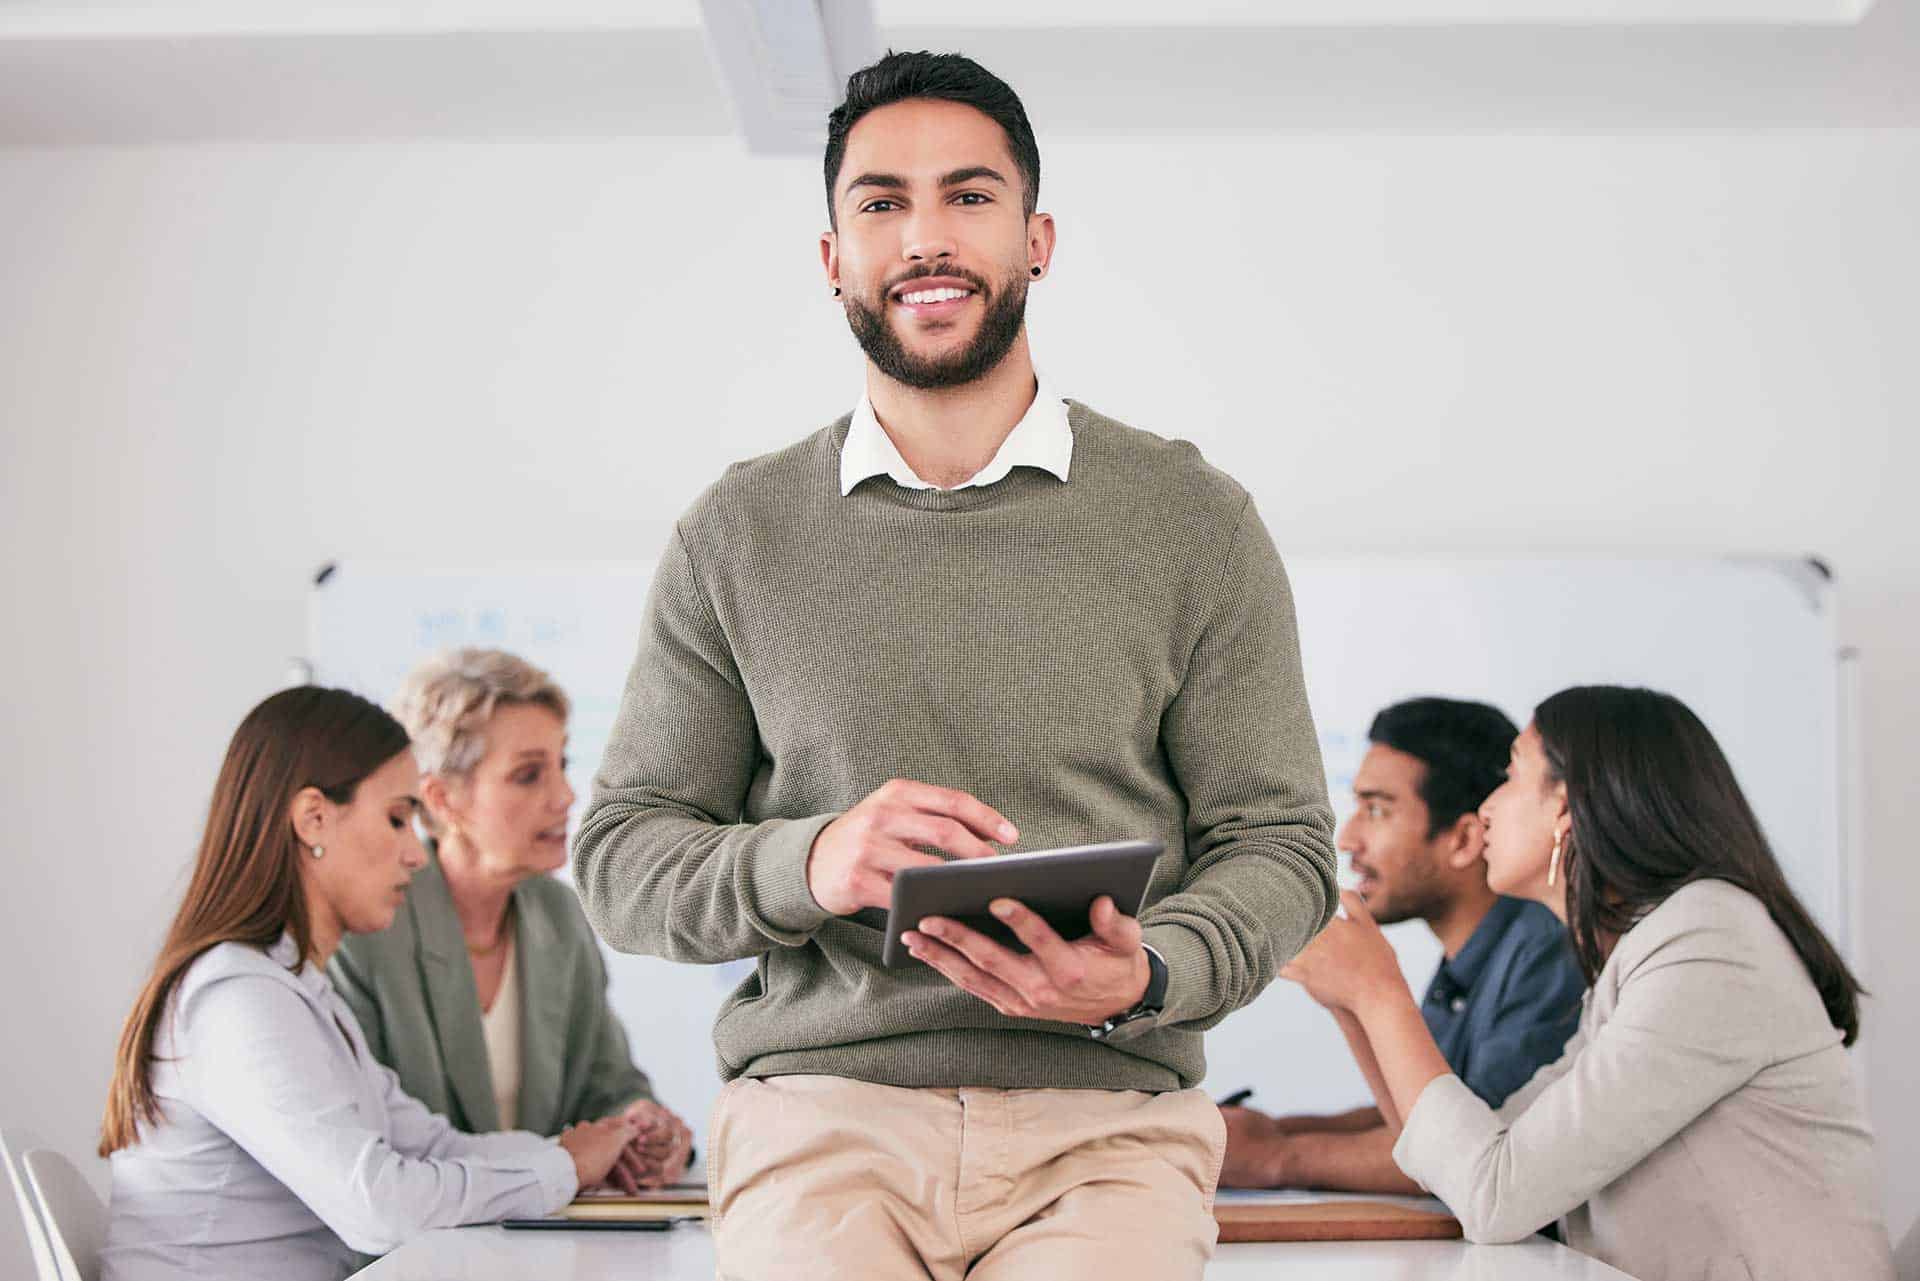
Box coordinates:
[881,839,1163,967]
[500,1218,675,1231]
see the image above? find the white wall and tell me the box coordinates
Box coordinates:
[1,131,1914,1271]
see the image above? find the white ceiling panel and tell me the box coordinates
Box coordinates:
[878,0,1877,25]
[0,0,1915,145]
[0,0,701,37]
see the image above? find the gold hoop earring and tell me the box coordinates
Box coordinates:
[1548,831,1563,887]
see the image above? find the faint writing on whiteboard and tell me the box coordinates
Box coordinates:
[416,608,576,650]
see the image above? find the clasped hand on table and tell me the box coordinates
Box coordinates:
[568,1099,695,1195]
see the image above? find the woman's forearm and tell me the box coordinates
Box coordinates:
[1353,992,1454,1127]
[1332,1007,1404,1132]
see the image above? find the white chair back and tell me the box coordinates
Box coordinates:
[1895,1210,1920,1281]
[0,1127,64,1281]
[23,1148,107,1281]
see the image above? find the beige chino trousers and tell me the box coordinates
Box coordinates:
[709,1074,1226,1281]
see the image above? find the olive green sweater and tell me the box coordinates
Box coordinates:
[573,401,1336,1092]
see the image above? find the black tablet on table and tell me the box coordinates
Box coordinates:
[500,1218,674,1231]
[880,839,1163,967]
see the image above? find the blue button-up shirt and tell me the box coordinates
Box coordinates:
[1421,896,1585,1108]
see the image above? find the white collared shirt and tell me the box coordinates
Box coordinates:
[839,376,1074,495]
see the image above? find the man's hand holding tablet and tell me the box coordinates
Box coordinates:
[904,894,1152,1027]
[808,781,1162,1029]
[806,778,1019,916]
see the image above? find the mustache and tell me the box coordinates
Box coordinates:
[881,263,993,297]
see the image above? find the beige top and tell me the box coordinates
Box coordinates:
[1396,879,1893,1281]
[479,937,522,1133]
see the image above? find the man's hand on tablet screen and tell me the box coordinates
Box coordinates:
[806,779,1018,917]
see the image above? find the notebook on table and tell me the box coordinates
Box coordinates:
[502,1181,710,1228]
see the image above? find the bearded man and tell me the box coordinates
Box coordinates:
[574,50,1338,1281]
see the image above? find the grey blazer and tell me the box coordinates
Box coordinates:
[1395,878,1893,1281]
[331,857,655,1138]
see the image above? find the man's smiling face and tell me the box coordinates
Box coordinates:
[823,97,1048,390]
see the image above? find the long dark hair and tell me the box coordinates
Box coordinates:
[1536,685,1862,1045]
[101,686,410,1154]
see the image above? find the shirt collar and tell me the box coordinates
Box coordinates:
[270,932,334,999]
[1433,896,1527,995]
[839,376,1073,496]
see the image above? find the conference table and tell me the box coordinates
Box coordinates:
[358,1215,1640,1280]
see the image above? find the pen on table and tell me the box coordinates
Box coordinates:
[1215,1088,1254,1108]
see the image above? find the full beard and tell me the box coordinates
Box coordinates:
[844,269,1029,391]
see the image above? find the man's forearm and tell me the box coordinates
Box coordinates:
[571,802,837,963]
[1241,1125,1422,1194]
[1140,838,1333,1032]
[1150,499,1338,1031]
[1274,1106,1383,1136]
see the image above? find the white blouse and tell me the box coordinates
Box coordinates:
[100,935,577,1281]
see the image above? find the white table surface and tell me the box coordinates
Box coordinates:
[357,1219,1640,1280]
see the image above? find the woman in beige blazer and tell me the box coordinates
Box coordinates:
[332,649,692,1190]
[1284,685,1892,1281]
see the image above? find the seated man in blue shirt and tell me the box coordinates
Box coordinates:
[1219,697,1584,1192]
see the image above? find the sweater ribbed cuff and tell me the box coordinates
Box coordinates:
[745,813,841,941]
[1110,921,1216,1041]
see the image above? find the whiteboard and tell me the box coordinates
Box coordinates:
[309,555,1849,1139]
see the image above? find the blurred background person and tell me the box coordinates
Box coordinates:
[1221,697,1582,1192]
[1283,686,1893,1281]
[333,648,693,1188]
[98,686,635,1281]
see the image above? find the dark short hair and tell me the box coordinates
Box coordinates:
[1368,697,1519,837]
[1536,685,1863,1044]
[824,50,1041,226]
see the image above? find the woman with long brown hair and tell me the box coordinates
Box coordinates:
[97,686,638,1281]
[1280,685,1893,1281]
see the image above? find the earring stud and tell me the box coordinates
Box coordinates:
[311,844,325,860]
[1030,266,1042,278]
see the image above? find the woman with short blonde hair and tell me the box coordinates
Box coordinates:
[393,648,570,812]
[333,648,692,1188]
